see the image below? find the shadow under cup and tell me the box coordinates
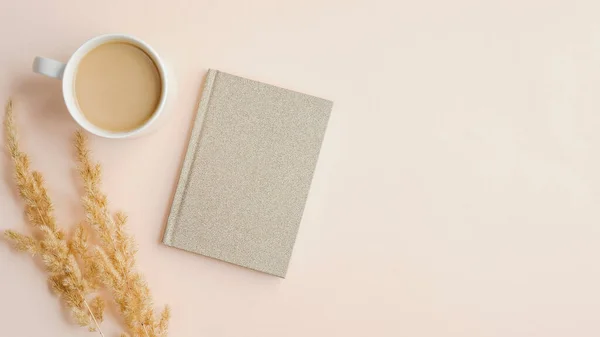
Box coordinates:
[62,35,168,139]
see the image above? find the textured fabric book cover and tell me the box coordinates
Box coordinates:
[163,69,333,277]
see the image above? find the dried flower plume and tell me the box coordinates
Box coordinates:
[75,131,170,337]
[3,99,170,337]
[3,99,105,334]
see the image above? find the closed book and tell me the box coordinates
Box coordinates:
[163,69,333,277]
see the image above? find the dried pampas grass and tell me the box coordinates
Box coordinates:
[3,99,105,334]
[76,131,170,337]
[3,99,170,337]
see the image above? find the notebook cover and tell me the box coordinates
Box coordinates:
[163,69,333,277]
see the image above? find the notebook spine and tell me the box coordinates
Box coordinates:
[163,69,218,245]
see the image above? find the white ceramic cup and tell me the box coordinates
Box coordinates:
[33,34,169,139]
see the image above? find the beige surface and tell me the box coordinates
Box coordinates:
[1,0,600,336]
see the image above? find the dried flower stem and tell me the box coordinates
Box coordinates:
[84,299,105,337]
[142,324,151,337]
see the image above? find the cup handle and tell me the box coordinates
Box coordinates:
[33,56,66,79]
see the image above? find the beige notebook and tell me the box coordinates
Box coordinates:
[163,69,332,277]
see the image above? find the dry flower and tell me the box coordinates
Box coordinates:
[3,99,105,335]
[75,130,170,337]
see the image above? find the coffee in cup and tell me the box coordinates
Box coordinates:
[33,34,169,139]
[74,42,162,132]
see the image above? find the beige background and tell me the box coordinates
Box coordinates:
[1,0,600,336]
